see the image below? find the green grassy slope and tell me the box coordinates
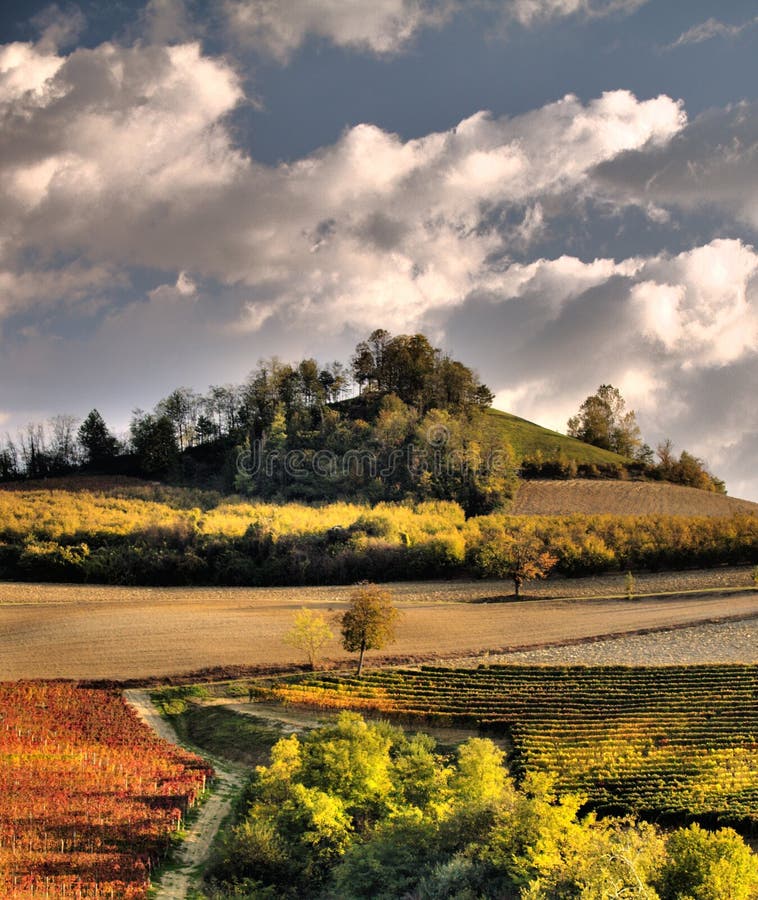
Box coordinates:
[333,396,628,466]
[486,408,629,465]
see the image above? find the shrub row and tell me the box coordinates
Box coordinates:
[1,486,756,586]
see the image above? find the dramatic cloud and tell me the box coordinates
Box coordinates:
[592,101,758,231]
[0,39,244,308]
[0,34,686,341]
[631,240,758,367]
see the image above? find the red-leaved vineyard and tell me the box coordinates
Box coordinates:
[1,682,213,898]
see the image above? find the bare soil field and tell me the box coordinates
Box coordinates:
[0,574,756,680]
[511,479,758,516]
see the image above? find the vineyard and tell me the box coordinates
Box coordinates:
[263,664,758,831]
[0,682,213,898]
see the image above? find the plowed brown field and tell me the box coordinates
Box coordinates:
[1,574,756,680]
[511,479,758,516]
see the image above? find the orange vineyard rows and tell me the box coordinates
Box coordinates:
[1,682,212,898]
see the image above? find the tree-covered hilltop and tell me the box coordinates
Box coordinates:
[0,330,725,505]
[564,384,724,493]
[228,329,513,514]
[0,330,516,515]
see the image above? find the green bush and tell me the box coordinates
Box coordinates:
[18,541,90,582]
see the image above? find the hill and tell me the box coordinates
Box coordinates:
[484,409,629,465]
[0,326,724,502]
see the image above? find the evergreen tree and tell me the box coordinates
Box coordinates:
[130,412,179,477]
[78,410,118,468]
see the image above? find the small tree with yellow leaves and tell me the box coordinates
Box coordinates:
[284,607,334,670]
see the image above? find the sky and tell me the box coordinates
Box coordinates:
[1,0,757,498]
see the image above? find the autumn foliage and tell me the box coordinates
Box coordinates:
[0,481,756,588]
[0,682,212,898]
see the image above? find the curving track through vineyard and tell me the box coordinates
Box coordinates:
[124,690,245,900]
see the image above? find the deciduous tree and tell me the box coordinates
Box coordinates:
[567,384,641,457]
[284,608,334,670]
[656,823,758,900]
[470,526,558,598]
[339,582,399,675]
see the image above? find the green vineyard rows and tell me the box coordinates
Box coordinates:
[264,664,758,831]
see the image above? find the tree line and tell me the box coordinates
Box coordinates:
[1,482,755,586]
[0,333,724,501]
[563,383,724,493]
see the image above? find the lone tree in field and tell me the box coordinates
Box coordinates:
[284,608,334,670]
[472,529,558,599]
[340,582,399,675]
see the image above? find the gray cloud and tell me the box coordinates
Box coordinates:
[31,4,86,52]
[0,38,684,334]
[139,0,201,44]
[592,101,758,231]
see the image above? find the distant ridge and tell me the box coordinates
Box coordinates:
[511,479,758,517]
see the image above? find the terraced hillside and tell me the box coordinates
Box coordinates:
[512,479,758,516]
[262,664,758,830]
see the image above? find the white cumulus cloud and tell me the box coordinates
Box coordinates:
[0,36,685,337]
[508,0,647,27]
[223,0,457,60]
[592,101,758,231]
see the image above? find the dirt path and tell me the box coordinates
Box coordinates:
[124,689,245,900]
[196,697,511,752]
